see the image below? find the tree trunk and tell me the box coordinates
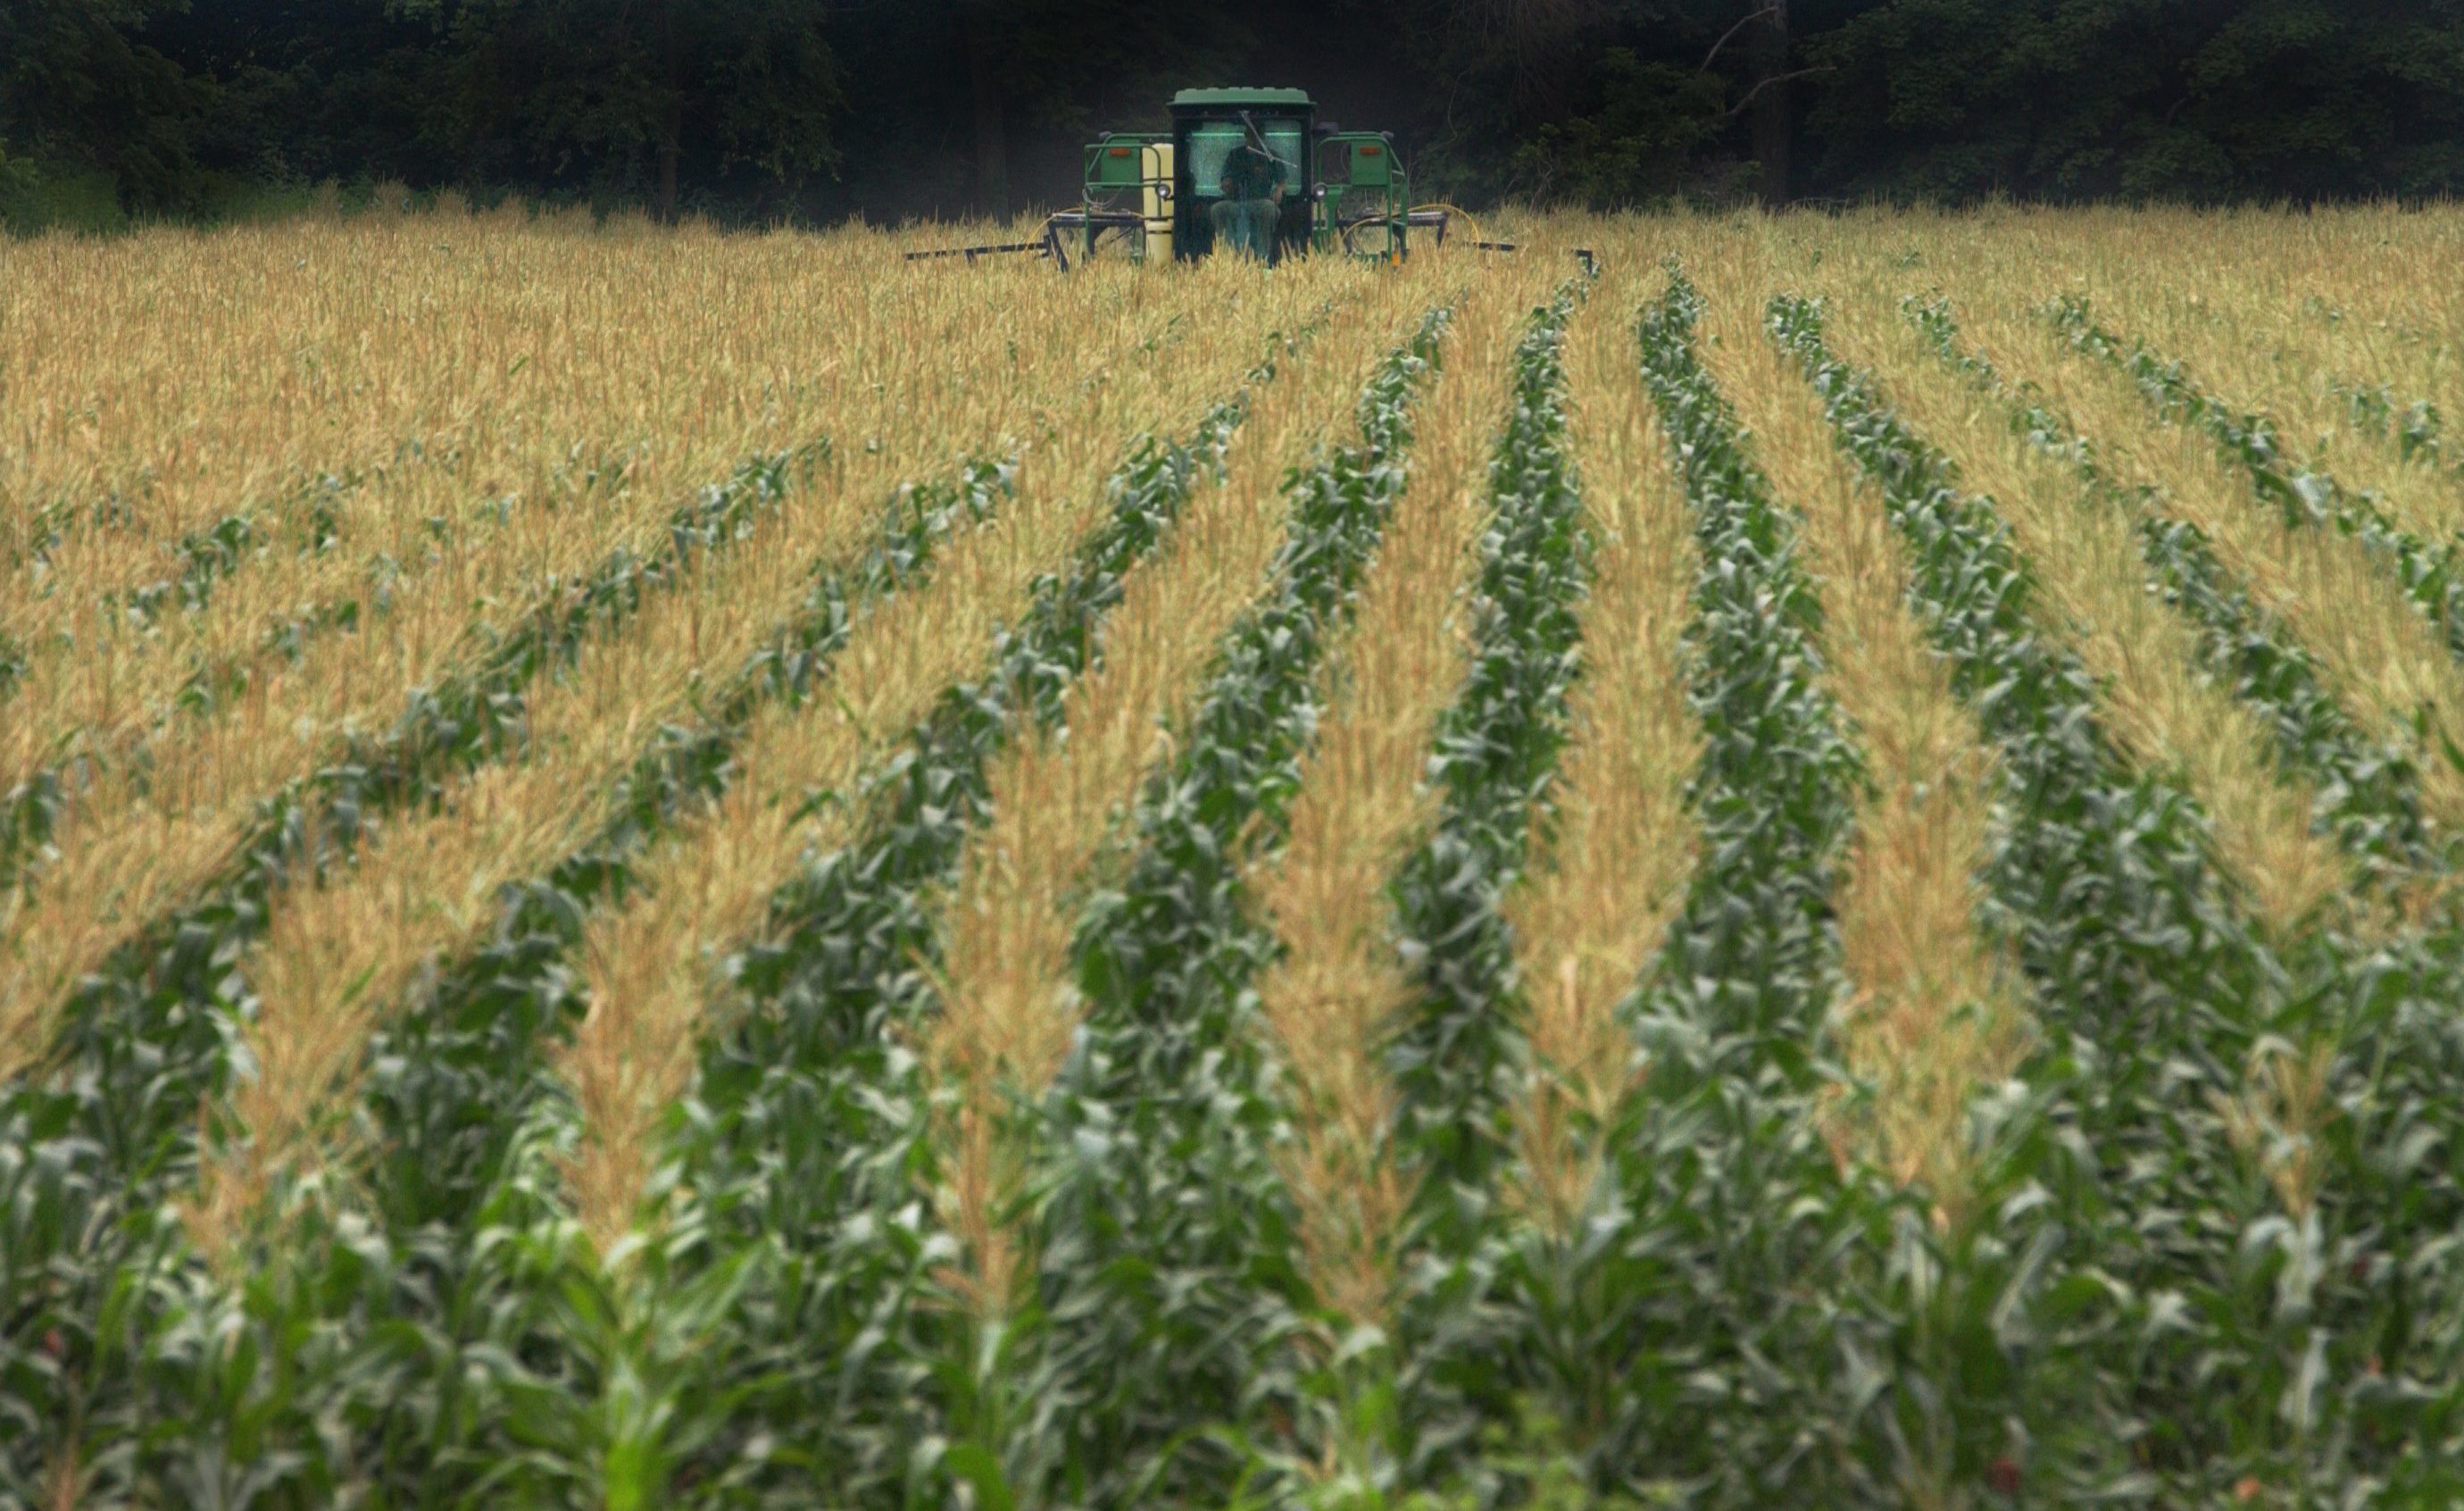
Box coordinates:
[654,0,681,221]
[1751,0,1792,207]
[966,12,1009,220]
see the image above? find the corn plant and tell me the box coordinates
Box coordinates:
[2048,298,2464,664]
[601,305,1402,1508]
[0,447,803,888]
[0,443,998,1505]
[996,303,1461,1508]
[3,270,1328,1505]
[2330,380,2448,472]
[1779,289,2464,1501]
[1390,280,1593,1204]
[1907,295,2435,881]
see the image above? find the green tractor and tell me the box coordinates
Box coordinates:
[910,88,1511,269]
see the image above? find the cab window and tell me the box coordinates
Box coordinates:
[1186,121,1305,197]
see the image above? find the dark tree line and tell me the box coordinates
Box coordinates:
[6,0,2464,228]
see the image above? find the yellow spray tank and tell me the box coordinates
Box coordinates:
[1141,141,1175,264]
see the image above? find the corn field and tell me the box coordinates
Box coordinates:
[6,201,2464,1508]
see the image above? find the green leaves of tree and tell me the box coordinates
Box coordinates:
[396,0,843,212]
[0,0,197,209]
[1810,0,2464,200]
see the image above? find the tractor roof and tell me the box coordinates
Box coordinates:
[1170,88,1314,111]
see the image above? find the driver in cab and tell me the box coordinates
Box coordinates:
[1211,135,1286,262]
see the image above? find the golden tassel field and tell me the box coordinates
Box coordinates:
[11,204,2464,1506]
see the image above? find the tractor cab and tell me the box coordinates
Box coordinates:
[1040,88,1420,269]
[1170,88,1312,263]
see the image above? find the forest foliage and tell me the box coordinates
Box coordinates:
[5,0,2464,228]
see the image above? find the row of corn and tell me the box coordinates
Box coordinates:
[12,211,2464,1505]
